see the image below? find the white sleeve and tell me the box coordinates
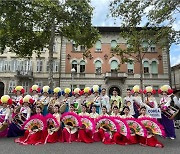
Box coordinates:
[5,108,10,120]
[173,96,179,107]
[26,108,31,120]
[164,97,171,106]
[94,98,101,106]
[153,98,158,108]
[106,97,111,112]
[42,97,49,105]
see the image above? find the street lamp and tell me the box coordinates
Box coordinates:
[71,68,76,91]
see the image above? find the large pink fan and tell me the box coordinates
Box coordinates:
[80,116,95,133]
[125,118,147,137]
[138,117,166,137]
[113,117,130,138]
[23,114,46,131]
[95,116,120,132]
[61,112,82,127]
[45,114,60,128]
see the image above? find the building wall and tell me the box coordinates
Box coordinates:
[171,64,180,97]
[0,27,170,100]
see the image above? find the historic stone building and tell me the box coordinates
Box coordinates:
[60,27,170,98]
[171,63,180,97]
[0,27,170,98]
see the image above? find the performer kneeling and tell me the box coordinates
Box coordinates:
[44,113,60,144]
[60,105,79,143]
[8,95,33,137]
[15,106,46,145]
[138,106,164,148]
[78,113,94,143]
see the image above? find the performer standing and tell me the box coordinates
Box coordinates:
[81,87,92,112]
[48,87,61,114]
[61,88,72,113]
[124,89,134,115]
[172,90,180,129]
[0,95,12,137]
[39,86,51,116]
[30,85,40,103]
[131,85,143,118]
[71,88,82,113]
[12,86,25,106]
[110,88,123,112]
[143,86,158,109]
[92,85,101,114]
[12,86,25,116]
[100,88,110,113]
[159,85,176,139]
[30,85,40,115]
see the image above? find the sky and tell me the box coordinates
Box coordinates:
[91,0,180,66]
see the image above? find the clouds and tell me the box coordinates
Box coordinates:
[91,0,180,66]
[170,44,180,66]
[91,0,121,26]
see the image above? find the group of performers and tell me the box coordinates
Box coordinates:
[0,84,179,148]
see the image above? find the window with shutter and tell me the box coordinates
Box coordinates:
[95,40,102,51]
[151,61,158,74]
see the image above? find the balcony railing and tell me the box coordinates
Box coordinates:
[15,70,33,79]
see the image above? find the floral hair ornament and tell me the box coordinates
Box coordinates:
[20,95,34,105]
[13,86,25,94]
[0,95,13,105]
[30,85,41,93]
[158,85,173,95]
[143,86,156,95]
[83,87,91,95]
[61,88,72,97]
[131,85,142,94]
[41,86,52,94]
[53,87,62,97]
[72,88,84,96]
[91,85,101,93]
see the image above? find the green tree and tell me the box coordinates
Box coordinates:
[109,0,178,94]
[0,0,99,88]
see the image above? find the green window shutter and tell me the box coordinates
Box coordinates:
[95,40,101,50]
[111,60,118,70]
[80,60,85,65]
[151,61,158,74]
[111,40,117,49]
[72,60,77,64]
[143,61,149,67]
[95,60,102,68]
[127,62,134,69]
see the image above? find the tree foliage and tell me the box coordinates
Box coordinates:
[0,0,99,88]
[109,0,179,92]
[0,0,99,56]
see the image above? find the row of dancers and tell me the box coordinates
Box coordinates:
[0,84,179,142]
[6,103,165,147]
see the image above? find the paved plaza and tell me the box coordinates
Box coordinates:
[0,129,179,154]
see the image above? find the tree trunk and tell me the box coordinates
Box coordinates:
[58,35,63,87]
[139,51,144,101]
[48,19,55,89]
[166,47,172,87]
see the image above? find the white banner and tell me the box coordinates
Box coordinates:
[147,108,161,118]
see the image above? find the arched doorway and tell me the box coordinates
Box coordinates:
[0,82,5,98]
[108,86,121,97]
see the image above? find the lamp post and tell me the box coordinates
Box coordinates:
[71,68,76,91]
